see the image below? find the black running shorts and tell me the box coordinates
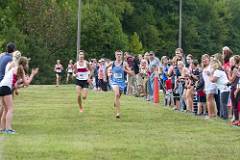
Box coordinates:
[76,79,89,88]
[0,86,12,96]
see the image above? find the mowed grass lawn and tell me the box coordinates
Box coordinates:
[1,85,240,160]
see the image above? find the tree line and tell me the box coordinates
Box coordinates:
[0,0,240,83]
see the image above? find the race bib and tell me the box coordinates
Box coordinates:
[79,73,85,77]
[56,69,61,73]
[77,72,88,80]
[113,73,123,79]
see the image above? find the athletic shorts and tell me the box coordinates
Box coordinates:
[197,96,206,103]
[111,81,126,92]
[56,72,62,76]
[205,88,217,95]
[111,84,124,94]
[0,86,12,96]
[173,92,180,101]
[76,79,89,88]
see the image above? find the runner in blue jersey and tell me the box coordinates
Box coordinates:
[106,50,133,118]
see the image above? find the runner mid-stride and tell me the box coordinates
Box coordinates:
[106,50,133,118]
[74,50,92,112]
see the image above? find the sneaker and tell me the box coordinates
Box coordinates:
[116,113,120,119]
[79,108,84,113]
[185,110,192,113]
[232,120,240,126]
[172,107,178,111]
[231,116,236,122]
[0,129,6,134]
[5,129,16,135]
[204,116,210,120]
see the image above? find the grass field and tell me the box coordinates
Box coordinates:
[1,85,240,160]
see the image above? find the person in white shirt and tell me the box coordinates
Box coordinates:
[202,54,217,118]
[210,59,230,119]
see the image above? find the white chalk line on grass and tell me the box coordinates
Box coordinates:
[0,137,5,160]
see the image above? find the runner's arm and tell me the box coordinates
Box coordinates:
[73,63,77,74]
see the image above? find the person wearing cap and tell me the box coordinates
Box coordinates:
[98,58,107,91]
[0,43,16,131]
[148,51,160,101]
[222,46,233,77]
[0,43,16,81]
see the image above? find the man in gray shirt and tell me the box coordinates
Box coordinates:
[148,51,160,101]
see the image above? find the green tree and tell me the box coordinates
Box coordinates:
[128,32,143,54]
[81,2,128,59]
[1,0,240,84]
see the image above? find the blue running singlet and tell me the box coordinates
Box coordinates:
[110,61,126,91]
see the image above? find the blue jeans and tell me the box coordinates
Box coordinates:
[178,82,186,111]
[220,91,229,119]
[148,74,154,101]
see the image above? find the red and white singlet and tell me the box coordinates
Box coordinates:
[76,61,89,81]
